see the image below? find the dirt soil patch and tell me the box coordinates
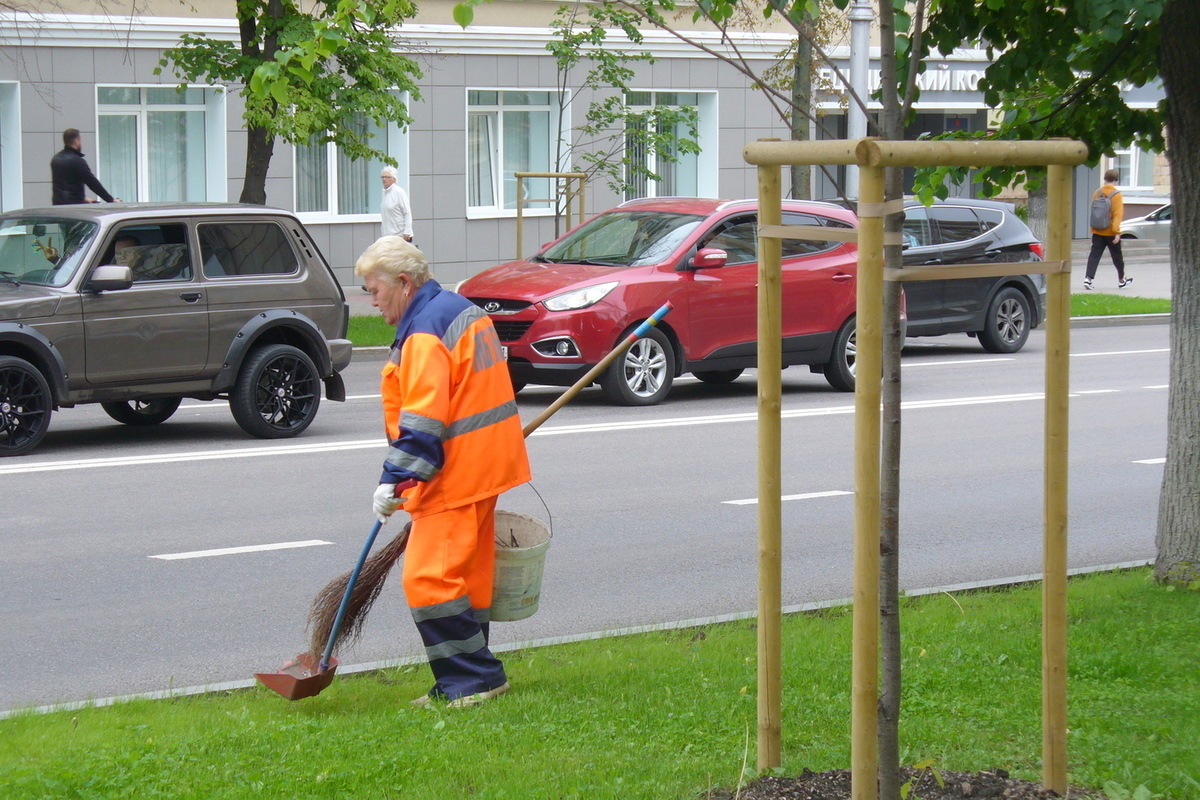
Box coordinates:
[705,768,1102,800]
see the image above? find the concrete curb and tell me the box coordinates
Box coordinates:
[0,559,1152,719]
[1070,313,1171,328]
[348,314,1170,358]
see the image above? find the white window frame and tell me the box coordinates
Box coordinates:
[624,90,718,201]
[0,82,22,211]
[95,85,227,203]
[1106,144,1157,192]
[293,101,410,224]
[467,89,567,220]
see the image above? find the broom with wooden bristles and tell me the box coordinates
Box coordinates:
[303,301,675,662]
[306,521,411,659]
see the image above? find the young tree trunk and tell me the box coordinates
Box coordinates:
[1154,1,1200,585]
[877,2,906,797]
[239,124,275,205]
[790,26,813,200]
[1026,181,1048,247]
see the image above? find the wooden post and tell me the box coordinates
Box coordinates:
[515,175,525,261]
[756,161,784,771]
[851,163,884,800]
[1042,162,1073,795]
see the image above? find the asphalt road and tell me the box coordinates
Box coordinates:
[1,322,1168,712]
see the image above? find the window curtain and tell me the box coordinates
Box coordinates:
[468,112,495,208]
[295,138,328,213]
[147,110,206,202]
[337,113,386,214]
[97,115,138,203]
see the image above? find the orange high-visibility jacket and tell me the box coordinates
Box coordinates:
[380,279,531,517]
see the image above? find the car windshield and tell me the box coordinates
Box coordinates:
[0,217,99,287]
[538,210,704,267]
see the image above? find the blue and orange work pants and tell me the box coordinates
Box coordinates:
[403,495,507,700]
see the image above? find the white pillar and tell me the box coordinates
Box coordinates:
[847,0,874,195]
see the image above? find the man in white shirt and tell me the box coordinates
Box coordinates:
[380,166,413,242]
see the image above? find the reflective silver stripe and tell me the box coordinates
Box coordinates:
[425,632,488,662]
[400,411,445,440]
[475,607,491,625]
[385,445,438,480]
[442,305,485,352]
[411,595,472,623]
[445,400,518,440]
[473,326,505,372]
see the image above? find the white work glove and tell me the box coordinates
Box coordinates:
[373,483,406,523]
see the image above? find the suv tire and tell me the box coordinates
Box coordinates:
[230,343,321,439]
[0,355,53,457]
[102,398,183,426]
[978,286,1031,354]
[824,316,857,392]
[600,326,675,406]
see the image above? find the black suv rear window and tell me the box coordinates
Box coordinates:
[199,222,299,277]
[933,206,983,244]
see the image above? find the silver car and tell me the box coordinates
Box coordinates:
[0,204,352,456]
[1121,203,1172,245]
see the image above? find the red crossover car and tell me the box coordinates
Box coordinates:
[458,198,862,405]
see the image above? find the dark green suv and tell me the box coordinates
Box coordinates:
[0,204,352,456]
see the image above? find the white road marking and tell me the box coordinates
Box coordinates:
[905,357,1013,367]
[5,388,1150,475]
[723,490,852,506]
[0,440,381,475]
[1074,389,1120,395]
[1071,348,1169,358]
[1144,385,1168,389]
[1134,458,1166,465]
[150,539,332,560]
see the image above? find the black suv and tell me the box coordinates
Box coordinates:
[0,204,352,456]
[901,198,1045,353]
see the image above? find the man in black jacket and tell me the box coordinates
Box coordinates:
[50,129,117,205]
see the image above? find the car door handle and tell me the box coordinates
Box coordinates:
[180,291,203,303]
[832,272,854,282]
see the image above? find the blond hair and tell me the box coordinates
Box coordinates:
[355,236,430,286]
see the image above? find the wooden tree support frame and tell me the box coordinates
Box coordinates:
[514,171,588,260]
[742,137,1087,798]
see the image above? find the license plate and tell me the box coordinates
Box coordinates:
[501,345,508,360]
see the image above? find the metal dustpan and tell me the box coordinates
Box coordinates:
[254,653,340,701]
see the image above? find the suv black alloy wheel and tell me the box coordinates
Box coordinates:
[0,355,53,456]
[230,343,322,438]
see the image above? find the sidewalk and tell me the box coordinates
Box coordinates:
[1070,237,1171,298]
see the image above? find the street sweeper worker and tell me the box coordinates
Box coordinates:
[355,235,531,708]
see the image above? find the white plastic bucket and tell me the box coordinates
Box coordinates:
[491,510,551,622]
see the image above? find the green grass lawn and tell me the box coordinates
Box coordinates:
[346,295,1171,348]
[3,569,1197,799]
[347,314,397,347]
[1071,293,1171,317]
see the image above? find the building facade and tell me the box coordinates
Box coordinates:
[0,6,1169,290]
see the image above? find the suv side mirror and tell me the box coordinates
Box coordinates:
[691,247,728,269]
[86,264,133,293]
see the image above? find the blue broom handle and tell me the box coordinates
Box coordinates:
[320,519,383,671]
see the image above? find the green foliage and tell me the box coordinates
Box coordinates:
[158,0,423,177]
[911,0,1168,198]
[547,4,702,199]
[1103,781,1164,800]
